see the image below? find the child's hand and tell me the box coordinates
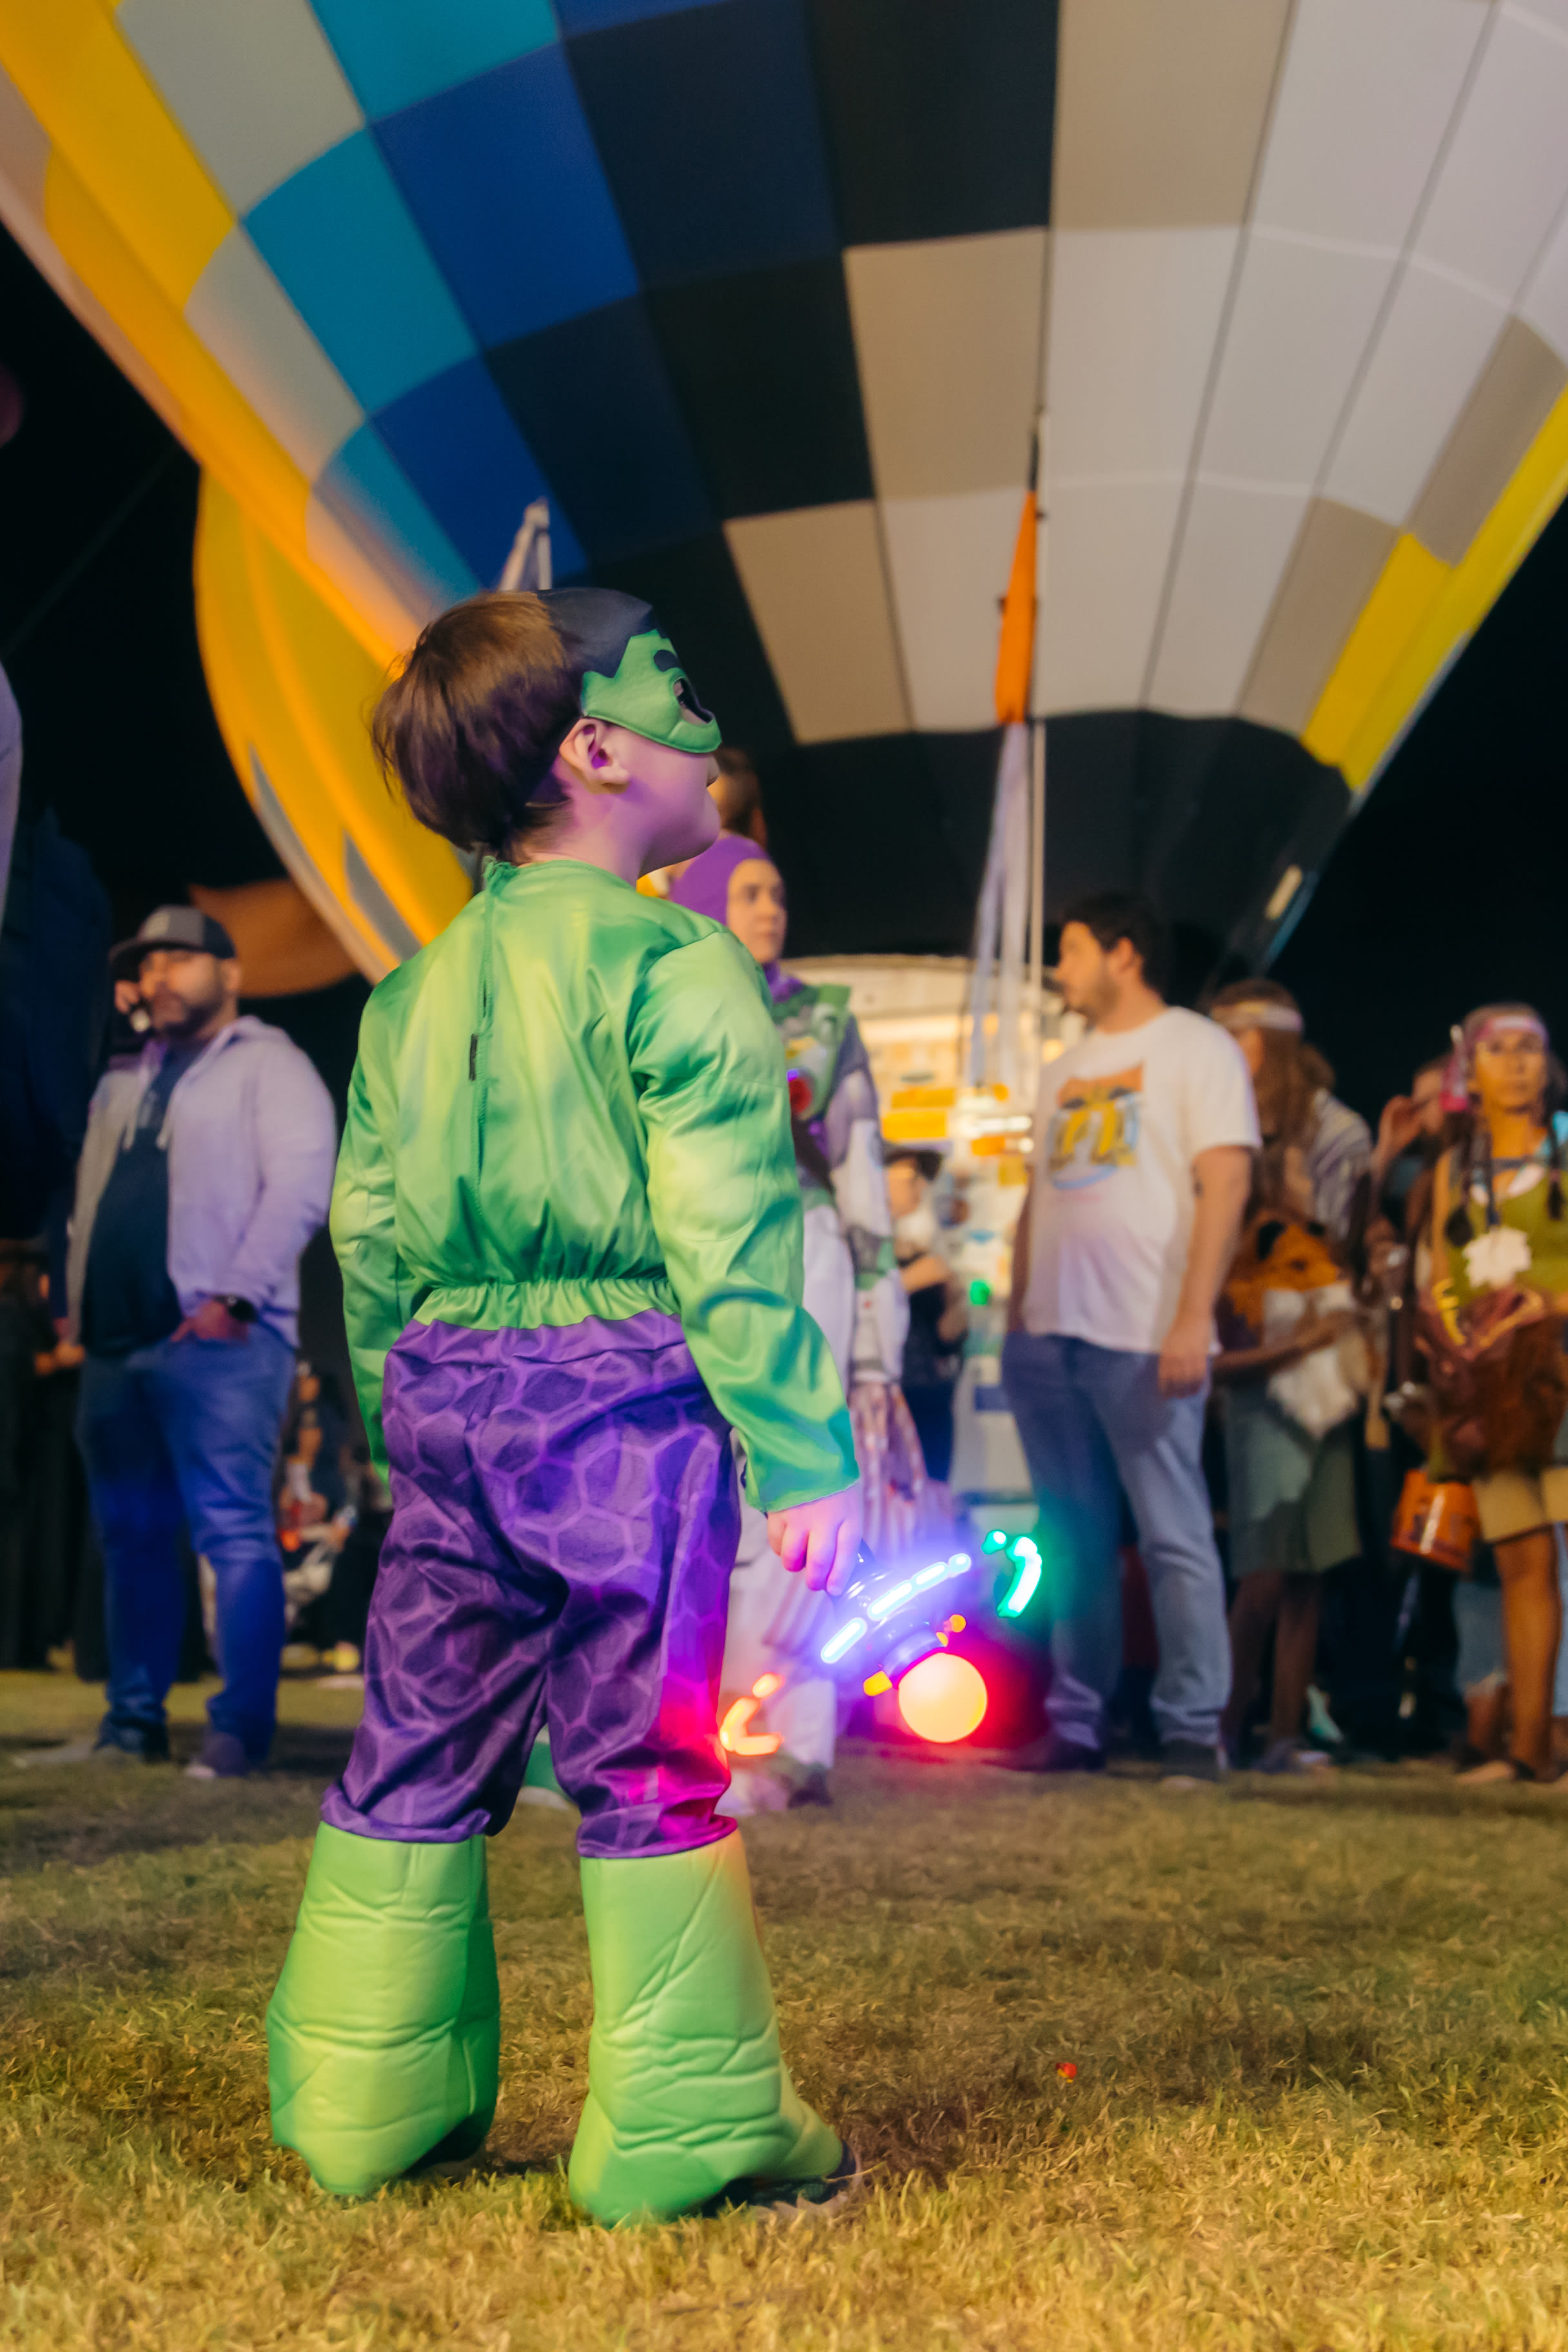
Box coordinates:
[767,1484,863,1597]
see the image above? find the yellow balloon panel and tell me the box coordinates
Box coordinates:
[195,475,469,981]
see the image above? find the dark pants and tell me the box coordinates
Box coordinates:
[323,1310,742,1861]
[77,1329,295,1760]
[903,1382,956,1484]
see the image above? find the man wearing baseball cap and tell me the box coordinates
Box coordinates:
[59,905,336,1776]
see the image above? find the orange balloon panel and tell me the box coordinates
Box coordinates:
[897,1652,987,1746]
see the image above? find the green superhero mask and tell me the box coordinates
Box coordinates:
[539,587,721,756]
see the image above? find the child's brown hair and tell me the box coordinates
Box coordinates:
[372,591,583,858]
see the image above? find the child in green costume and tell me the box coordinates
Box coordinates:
[266,590,863,2218]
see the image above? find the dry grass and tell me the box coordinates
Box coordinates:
[5,1671,1568,2349]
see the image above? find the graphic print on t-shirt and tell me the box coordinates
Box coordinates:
[1046,1064,1143,1190]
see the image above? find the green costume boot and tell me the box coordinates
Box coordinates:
[267,1824,500,2197]
[569,1830,845,2223]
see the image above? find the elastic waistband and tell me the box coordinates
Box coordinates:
[413,1273,680,1333]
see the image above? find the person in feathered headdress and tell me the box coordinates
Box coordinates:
[1422,1004,1568,1784]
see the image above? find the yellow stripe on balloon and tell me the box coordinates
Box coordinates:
[1307,379,1568,793]
[1302,537,1449,779]
[0,0,229,309]
[38,144,396,675]
[197,475,469,975]
[0,2,398,674]
[43,152,307,550]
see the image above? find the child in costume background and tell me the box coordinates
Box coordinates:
[266,589,863,2221]
[668,837,915,1809]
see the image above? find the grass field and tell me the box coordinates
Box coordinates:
[6,1672,1568,2349]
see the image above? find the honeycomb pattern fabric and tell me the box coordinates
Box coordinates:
[322,1308,742,1859]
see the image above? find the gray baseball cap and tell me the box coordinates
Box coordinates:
[109,904,237,980]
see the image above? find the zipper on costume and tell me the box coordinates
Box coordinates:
[473,879,496,1173]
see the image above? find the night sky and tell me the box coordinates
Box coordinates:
[3,218,1566,1133]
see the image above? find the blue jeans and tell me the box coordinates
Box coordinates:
[1001,1331,1231,1750]
[77,1329,295,1760]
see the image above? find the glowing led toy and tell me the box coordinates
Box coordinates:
[814,1547,975,1685]
[775,1544,991,1746]
[982,1526,1046,1618]
[897,1653,988,1745]
[999,1536,1042,1618]
[720,1673,785,1757]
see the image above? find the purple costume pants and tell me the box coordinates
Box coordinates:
[322,1311,741,1861]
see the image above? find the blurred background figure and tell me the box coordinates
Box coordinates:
[1371,1057,1450,1243]
[0,1245,103,1676]
[670,832,912,1810]
[0,656,18,927]
[1209,981,1371,1775]
[275,1358,354,1665]
[885,1146,966,1491]
[54,907,335,1778]
[709,745,768,850]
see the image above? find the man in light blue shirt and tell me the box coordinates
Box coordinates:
[63,906,336,1777]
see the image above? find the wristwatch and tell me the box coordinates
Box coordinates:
[217,1294,258,1324]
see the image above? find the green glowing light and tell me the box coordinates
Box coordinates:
[968,1279,992,1306]
[1000,1556,1042,1617]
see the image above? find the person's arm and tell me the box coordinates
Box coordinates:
[631,932,859,1586]
[1424,1151,1453,1304]
[1159,1144,1253,1397]
[327,1045,407,1478]
[1210,1304,1362,1384]
[1309,1104,1373,1243]
[822,1024,908,1385]
[203,1046,338,1322]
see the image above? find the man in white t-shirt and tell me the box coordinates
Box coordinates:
[1002,894,1257,1783]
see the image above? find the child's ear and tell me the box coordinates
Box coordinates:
[558,718,633,794]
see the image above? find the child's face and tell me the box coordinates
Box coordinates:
[726,859,787,966]
[611,730,721,873]
[885,1159,926,1220]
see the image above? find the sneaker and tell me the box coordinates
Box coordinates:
[714,2141,863,2222]
[787,1767,832,1809]
[1455,1754,1549,1787]
[1159,1740,1226,1787]
[14,1726,168,1768]
[999,1732,1107,1774]
[184,1730,252,1781]
[13,1738,126,1770]
[1255,1738,1331,1777]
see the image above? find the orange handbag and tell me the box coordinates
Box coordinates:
[1390,1467,1481,1574]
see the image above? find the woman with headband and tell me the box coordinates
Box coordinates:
[667,835,912,1810]
[1424,1004,1568,1784]
[1209,979,1371,1774]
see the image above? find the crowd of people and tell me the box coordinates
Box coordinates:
[3,837,1563,1808]
[997,890,1568,1789]
[3,577,1565,2220]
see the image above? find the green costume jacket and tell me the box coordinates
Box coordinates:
[331,858,856,1513]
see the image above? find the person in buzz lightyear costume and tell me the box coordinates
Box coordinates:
[669,838,913,1807]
